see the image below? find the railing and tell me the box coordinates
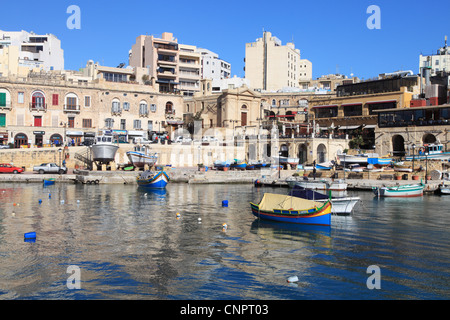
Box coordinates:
[64,104,81,113]
[29,103,47,112]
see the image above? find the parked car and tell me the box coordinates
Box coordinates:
[33,163,67,174]
[174,136,192,144]
[0,145,10,149]
[133,137,152,144]
[0,163,24,174]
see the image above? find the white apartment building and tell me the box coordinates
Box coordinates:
[245,31,312,92]
[419,36,450,76]
[0,30,64,72]
[198,48,231,81]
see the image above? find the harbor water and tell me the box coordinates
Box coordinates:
[0,182,449,300]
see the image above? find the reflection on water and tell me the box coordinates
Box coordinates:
[0,182,449,300]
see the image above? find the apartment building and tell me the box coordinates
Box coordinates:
[245,31,312,91]
[178,44,201,96]
[419,36,450,77]
[198,48,231,81]
[0,65,184,147]
[0,30,64,73]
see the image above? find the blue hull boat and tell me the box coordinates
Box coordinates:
[43,178,55,186]
[137,170,170,189]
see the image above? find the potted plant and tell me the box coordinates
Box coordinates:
[412,172,420,180]
[394,173,402,180]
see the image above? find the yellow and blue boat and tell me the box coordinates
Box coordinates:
[250,193,332,226]
[137,170,170,189]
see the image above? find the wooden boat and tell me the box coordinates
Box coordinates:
[405,143,450,161]
[286,177,347,191]
[393,162,413,172]
[289,185,360,215]
[137,170,170,189]
[372,182,425,197]
[436,181,450,195]
[250,193,332,226]
[338,153,378,164]
[126,145,157,169]
[368,156,392,166]
[230,159,247,170]
[213,160,231,170]
[43,178,55,186]
[316,161,334,170]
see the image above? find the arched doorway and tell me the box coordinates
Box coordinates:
[423,133,437,144]
[50,134,63,146]
[298,144,308,164]
[280,144,289,157]
[392,135,405,158]
[317,144,327,163]
[14,133,28,148]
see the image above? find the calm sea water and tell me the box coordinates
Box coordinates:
[0,181,449,300]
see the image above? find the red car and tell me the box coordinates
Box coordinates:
[0,163,24,174]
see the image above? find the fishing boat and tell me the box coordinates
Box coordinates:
[43,178,55,186]
[368,156,392,166]
[250,193,332,226]
[436,181,450,195]
[91,131,119,164]
[286,176,348,191]
[230,159,247,170]
[338,152,378,164]
[137,170,170,189]
[393,162,413,172]
[287,157,300,168]
[289,185,360,215]
[316,161,334,170]
[372,182,425,197]
[213,160,231,170]
[126,145,158,169]
[405,143,450,161]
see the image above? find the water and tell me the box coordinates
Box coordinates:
[0,182,449,300]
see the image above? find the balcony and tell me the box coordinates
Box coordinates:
[29,102,47,112]
[64,104,81,113]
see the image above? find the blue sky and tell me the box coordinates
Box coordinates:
[2,0,450,80]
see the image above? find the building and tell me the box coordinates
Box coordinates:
[178,44,201,96]
[299,73,360,92]
[198,48,231,81]
[419,36,450,77]
[0,30,64,73]
[245,31,312,91]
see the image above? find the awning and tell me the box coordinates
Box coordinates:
[166,120,184,125]
[66,131,84,136]
[341,102,363,106]
[127,131,145,136]
[365,100,396,104]
[84,132,96,137]
[112,130,127,135]
[364,125,377,129]
[312,105,338,109]
[338,125,360,130]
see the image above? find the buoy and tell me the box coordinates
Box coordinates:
[287,276,299,283]
[13,203,16,206]
[49,194,51,199]
[198,217,202,224]
[76,200,80,203]
[144,193,147,197]
[38,199,42,204]
[60,200,65,204]
[12,212,15,217]
[222,200,228,207]
[176,212,181,220]
[24,232,36,240]
[222,223,228,231]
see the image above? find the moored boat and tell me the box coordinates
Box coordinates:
[137,170,170,189]
[393,162,413,172]
[43,178,55,186]
[289,185,360,215]
[286,177,347,191]
[316,161,334,170]
[405,143,450,161]
[372,182,425,197]
[91,131,119,164]
[436,181,450,195]
[250,193,332,226]
[230,159,247,170]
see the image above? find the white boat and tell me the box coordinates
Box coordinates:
[436,181,450,195]
[91,131,119,164]
[393,162,413,172]
[405,144,450,161]
[286,177,348,191]
[338,152,378,164]
[372,182,425,197]
[316,161,335,170]
[126,145,158,169]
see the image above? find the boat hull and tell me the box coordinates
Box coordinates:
[126,151,157,168]
[137,171,170,189]
[372,183,424,197]
[43,179,55,186]
[92,144,119,163]
[250,201,331,226]
[286,179,347,191]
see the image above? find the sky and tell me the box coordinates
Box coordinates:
[2,0,450,80]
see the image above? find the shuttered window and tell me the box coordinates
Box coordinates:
[0,93,6,107]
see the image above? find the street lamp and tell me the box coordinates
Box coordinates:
[58,148,62,168]
[425,152,429,184]
[278,150,282,179]
[412,143,416,172]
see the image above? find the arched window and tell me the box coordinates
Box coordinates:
[31,91,46,110]
[166,101,174,114]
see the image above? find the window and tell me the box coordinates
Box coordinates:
[52,94,59,106]
[139,102,148,116]
[120,119,126,130]
[150,104,157,112]
[18,92,24,104]
[105,118,114,128]
[0,92,6,107]
[31,91,45,109]
[82,119,92,128]
[84,96,91,107]
[133,119,141,129]
[66,97,77,109]
[123,102,130,111]
[147,120,153,131]
[111,100,121,114]
[68,117,75,128]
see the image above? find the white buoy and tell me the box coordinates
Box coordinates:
[287,276,299,283]
[60,200,65,204]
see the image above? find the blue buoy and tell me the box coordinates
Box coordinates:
[222,200,228,207]
[38,199,42,204]
[49,193,51,199]
[24,232,36,240]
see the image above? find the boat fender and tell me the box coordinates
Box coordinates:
[222,223,228,231]
[24,232,36,240]
[287,276,299,283]
[222,200,228,207]
[38,199,42,204]
[176,213,181,220]
[95,180,100,185]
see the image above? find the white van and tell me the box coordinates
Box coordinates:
[174,136,192,144]
[133,137,152,144]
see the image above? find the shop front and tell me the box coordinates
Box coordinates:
[66,131,84,146]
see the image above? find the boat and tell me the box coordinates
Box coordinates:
[91,131,119,164]
[230,159,247,170]
[338,153,378,164]
[43,178,55,186]
[250,193,332,226]
[287,157,300,168]
[436,181,450,195]
[368,156,392,166]
[213,160,231,170]
[137,170,170,189]
[405,143,450,161]
[286,176,348,191]
[316,161,334,170]
[126,145,158,169]
[349,164,364,172]
[288,185,360,215]
[372,182,425,197]
[393,162,413,172]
